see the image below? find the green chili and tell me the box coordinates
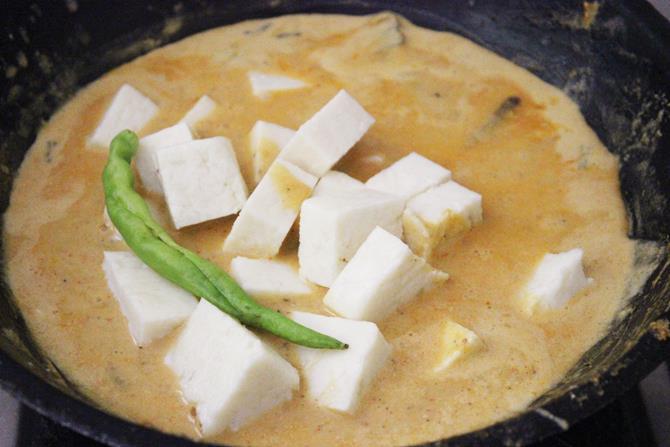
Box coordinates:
[103,130,346,350]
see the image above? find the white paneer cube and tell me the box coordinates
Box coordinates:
[156,137,248,229]
[365,152,452,201]
[248,71,308,99]
[299,188,404,287]
[324,227,448,322]
[249,121,296,183]
[312,171,364,197]
[291,311,391,414]
[102,251,197,346]
[279,90,375,177]
[403,181,483,258]
[180,95,217,129]
[135,123,194,194]
[434,320,484,372]
[165,300,299,436]
[103,207,123,242]
[224,159,318,258]
[229,257,312,298]
[521,248,593,314]
[89,84,159,148]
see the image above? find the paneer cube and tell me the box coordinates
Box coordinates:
[324,227,448,322]
[103,207,123,242]
[279,90,375,177]
[291,311,391,414]
[365,152,452,201]
[312,171,364,197]
[165,300,299,436]
[156,137,248,229]
[102,251,197,346]
[229,257,312,298]
[403,181,483,258]
[521,248,593,314]
[434,320,484,372]
[180,95,217,129]
[135,123,194,194]
[248,71,308,99]
[89,84,159,148]
[299,188,404,287]
[224,159,318,258]
[249,120,296,183]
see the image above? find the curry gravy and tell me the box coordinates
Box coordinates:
[4,12,634,447]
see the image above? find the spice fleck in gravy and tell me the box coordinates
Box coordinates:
[4,12,635,447]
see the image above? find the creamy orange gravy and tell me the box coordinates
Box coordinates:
[4,12,634,447]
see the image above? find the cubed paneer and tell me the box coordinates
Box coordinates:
[299,188,404,287]
[521,248,593,314]
[434,320,484,372]
[156,137,248,229]
[165,300,299,436]
[291,311,391,414]
[135,123,194,194]
[312,171,364,197]
[102,207,123,242]
[229,257,312,298]
[365,152,451,201]
[324,227,448,322]
[180,95,217,129]
[102,251,197,346]
[89,84,158,148]
[249,120,296,183]
[224,159,317,258]
[248,71,308,99]
[279,90,375,177]
[403,181,483,258]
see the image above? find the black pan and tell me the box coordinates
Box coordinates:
[1,1,669,446]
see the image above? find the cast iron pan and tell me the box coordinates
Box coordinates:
[1,1,669,446]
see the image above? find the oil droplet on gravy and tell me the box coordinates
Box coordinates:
[4,12,639,447]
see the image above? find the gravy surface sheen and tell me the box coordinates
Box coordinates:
[4,12,634,447]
